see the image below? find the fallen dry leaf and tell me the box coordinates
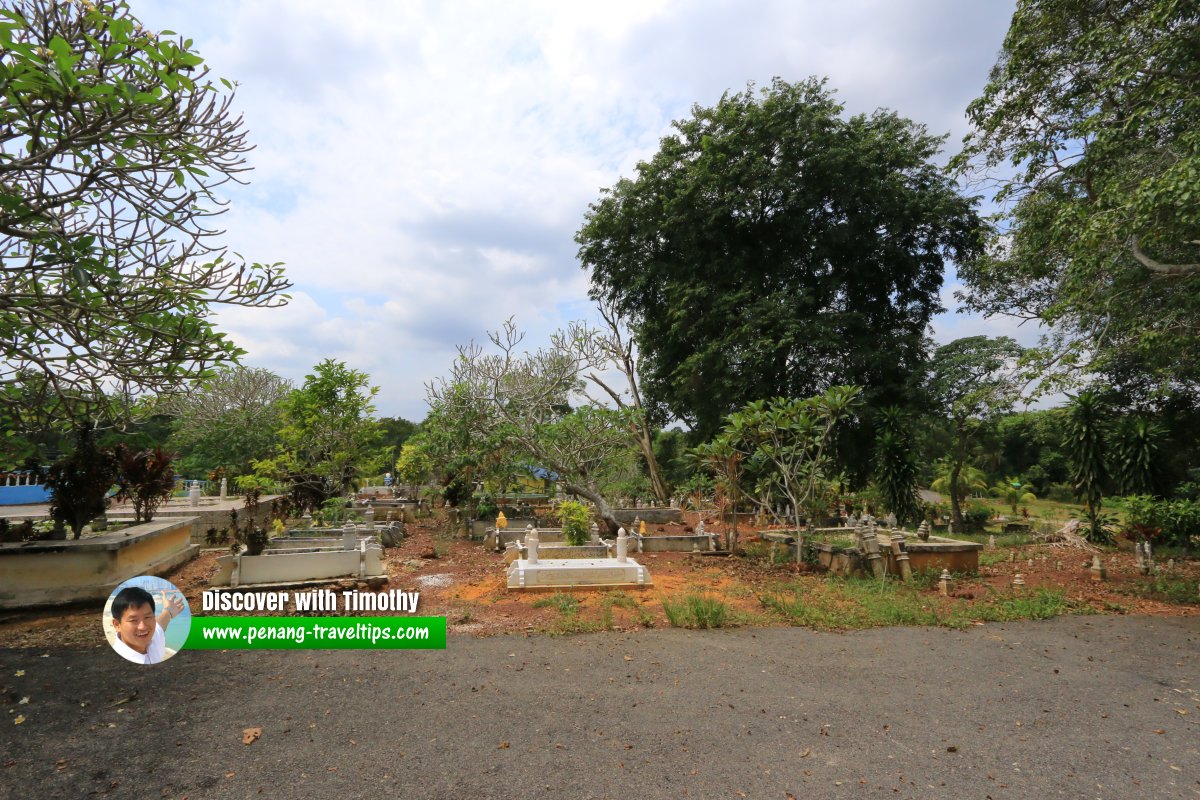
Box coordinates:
[242,726,262,745]
[13,715,25,725]
[14,671,24,677]
[800,748,811,758]
[498,741,510,749]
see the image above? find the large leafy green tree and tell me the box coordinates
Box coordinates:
[926,336,1025,530]
[0,0,288,427]
[578,77,983,441]
[265,360,383,506]
[954,0,1200,394]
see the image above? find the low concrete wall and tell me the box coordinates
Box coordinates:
[211,542,386,586]
[350,502,420,524]
[482,524,555,550]
[503,543,612,564]
[769,531,982,576]
[473,518,539,541]
[0,518,197,609]
[109,496,280,545]
[637,534,718,553]
[612,508,682,525]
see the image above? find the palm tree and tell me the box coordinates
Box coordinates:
[930,459,988,527]
[1066,391,1109,542]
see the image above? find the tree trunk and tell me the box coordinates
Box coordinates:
[793,507,806,564]
[634,426,670,503]
[563,482,621,535]
[949,462,964,532]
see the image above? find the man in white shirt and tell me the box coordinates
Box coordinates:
[109,586,185,665]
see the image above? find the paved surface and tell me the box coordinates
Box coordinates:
[1,615,1198,799]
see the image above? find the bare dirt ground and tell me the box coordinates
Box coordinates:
[0,511,1195,649]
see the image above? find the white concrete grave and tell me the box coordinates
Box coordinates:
[506,527,651,590]
[210,535,385,587]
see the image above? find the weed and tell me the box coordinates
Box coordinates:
[987,588,1074,620]
[979,550,1009,567]
[744,541,791,566]
[760,576,1075,631]
[532,592,581,615]
[1117,572,1200,605]
[599,591,638,611]
[954,532,1035,548]
[432,532,454,558]
[662,594,731,629]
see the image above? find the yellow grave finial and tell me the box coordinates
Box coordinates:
[638,519,647,535]
[496,511,508,529]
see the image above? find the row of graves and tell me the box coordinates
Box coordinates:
[469,495,996,592]
[204,488,414,591]
[480,501,713,591]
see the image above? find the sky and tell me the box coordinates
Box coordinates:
[133,0,1029,422]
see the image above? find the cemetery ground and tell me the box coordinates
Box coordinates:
[0,510,1196,649]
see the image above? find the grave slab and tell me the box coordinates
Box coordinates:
[506,557,652,590]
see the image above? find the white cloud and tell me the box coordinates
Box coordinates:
[134,0,1017,420]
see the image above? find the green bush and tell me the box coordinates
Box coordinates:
[473,492,498,521]
[1122,494,1200,547]
[556,500,592,546]
[1046,482,1075,503]
[964,502,992,532]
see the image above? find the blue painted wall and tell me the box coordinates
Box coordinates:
[0,484,52,505]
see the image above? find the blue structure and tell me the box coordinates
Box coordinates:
[0,471,51,506]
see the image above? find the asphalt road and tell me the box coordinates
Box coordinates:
[1,615,1198,800]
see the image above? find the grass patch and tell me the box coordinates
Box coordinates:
[953,531,1035,548]
[984,588,1077,620]
[759,576,1078,631]
[598,591,638,611]
[661,594,732,629]
[532,592,581,615]
[979,550,1010,567]
[1116,572,1200,605]
[743,541,792,565]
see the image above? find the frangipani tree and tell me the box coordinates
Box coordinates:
[700,386,862,560]
[426,319,637,533]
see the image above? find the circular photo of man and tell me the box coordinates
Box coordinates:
[103,576,191,665]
